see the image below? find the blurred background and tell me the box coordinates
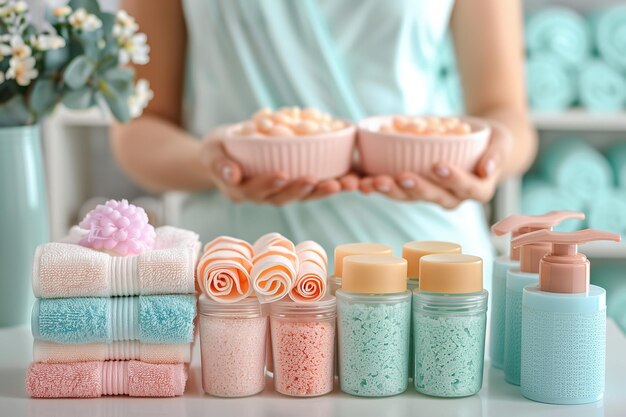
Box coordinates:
[26,0,626,333]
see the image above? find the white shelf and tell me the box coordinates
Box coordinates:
[532,109,626,131]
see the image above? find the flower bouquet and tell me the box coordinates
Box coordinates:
[0,0,152,126]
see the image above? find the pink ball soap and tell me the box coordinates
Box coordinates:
[199,296,267,397]
[270,297,336,397]
[78,199,155,256]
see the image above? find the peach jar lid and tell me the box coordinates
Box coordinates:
[342,255,407,294]
[419,254,483,294]
[402,241,461,279]
[333,243,393,277]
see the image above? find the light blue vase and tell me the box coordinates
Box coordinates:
[0,125,49,327]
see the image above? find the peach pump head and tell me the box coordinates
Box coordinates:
[512,229,621,294]
[491,211,585,261]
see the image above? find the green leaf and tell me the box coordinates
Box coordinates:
[101,67,134,96]
[96,54,119,73]
[0,95,34,127]
[63,55,96,89]
[99,88,130,122]
[68,0,101,14]
[29,79,59,115]
[62,86,93,109]
[43,48,69,75]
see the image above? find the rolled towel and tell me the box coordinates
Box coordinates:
[26,361,187,398]
[588,189,626,236]
[290,241,328,303]
[538,136,612,203]
[203,235,253,259]
[606,141,626,187]
[522,177,586,232]
[33,340,191,364]
[34,226,200,298]
[197,248,253,303]
[578,60,626,112]
[31,295,196,344]
[525,7,591,66]
[526,53,576,111]
[251,246,298,304]
[253,232,295,253]
[590,5,626,70]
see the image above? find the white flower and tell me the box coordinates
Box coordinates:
[0,5,12,17]
[6,56,38,86]
[9,36,31,59]
[30,34,66,50]
[128,78,153,118]
[112,9,138,39]
[52,5,71,18]
[12,1,27,14]
[0,34,10,42]
[68,8,102,31]
[0,42,10,60]
[118,32,149,65]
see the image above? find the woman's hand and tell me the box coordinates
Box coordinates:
[200,129,359,206]
[359,120,513,209]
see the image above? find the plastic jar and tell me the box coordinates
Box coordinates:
[270,296,336,397]
[337,255,410,397]
[412,254,488,397]
[199,295,267,397]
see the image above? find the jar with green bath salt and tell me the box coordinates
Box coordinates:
[413,254,488,397]
[337,255,410,397]
[402,241,462,382]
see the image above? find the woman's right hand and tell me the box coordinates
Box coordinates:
[200,129,358,206]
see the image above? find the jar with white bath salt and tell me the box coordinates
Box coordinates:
[270,296,336,397]
[199,295,267,397]
[413,254,488,397]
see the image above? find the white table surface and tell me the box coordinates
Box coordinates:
[1,321,625,417]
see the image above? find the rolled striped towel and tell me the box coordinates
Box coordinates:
[251,233,297,303]
[290,241,328,303]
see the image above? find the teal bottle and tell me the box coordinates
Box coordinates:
[0,125,48,327]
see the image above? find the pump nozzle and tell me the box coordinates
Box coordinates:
[491,211,586,260]
[512,229,621,293]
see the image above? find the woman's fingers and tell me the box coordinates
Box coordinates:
[266,177,317,206]
[431,163,496,202]
[396,172,462,208]
[305,179,342,201]
[373,175,407,200]
[475,119,512,179]
[201,131,244,187]
[231,172,290,202]
[338,173,360,192]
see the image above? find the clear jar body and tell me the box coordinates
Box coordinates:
[337,290,411,397]
[270,298,336,397]
[412,289,488,397]
[328,275,341,296]
[407,278,419,379]
[199,296,267,397]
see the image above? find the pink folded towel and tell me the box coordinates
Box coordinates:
[33,340,191,364]
[33,226,200,298]
[26,360,187,398]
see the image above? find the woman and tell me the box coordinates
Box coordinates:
[112,0,537,288]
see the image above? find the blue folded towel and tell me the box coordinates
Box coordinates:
[526,54,576,111]
[587,189,626,236]
[32,295,196,344]
[578,60,626,112]
[525,7,591,66]
[522,177,586,232]
[606,141,626,187]
[589,5,626,70]
[538,136,612,203]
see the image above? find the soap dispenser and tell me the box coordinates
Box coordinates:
[513,229,621,405]
[489,211,585,369]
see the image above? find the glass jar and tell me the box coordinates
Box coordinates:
[199,295,267,397]
[270,296,336,397]
[413,291,488,397]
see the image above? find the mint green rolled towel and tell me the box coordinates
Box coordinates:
[590,5,626,70]
[31,295,196,344]
[587,189,626,236]
[522,177,586,232]
[525,7,591,66]
[539,137,612,203]
[579,60,626,111]
[606,141,626,187]
[526,54,576,111]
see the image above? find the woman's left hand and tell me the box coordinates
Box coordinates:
[359,120,513,209]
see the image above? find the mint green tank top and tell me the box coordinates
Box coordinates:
[180,0,494,283]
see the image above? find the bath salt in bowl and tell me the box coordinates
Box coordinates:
[223,107,356,181]
[357,115,490,176]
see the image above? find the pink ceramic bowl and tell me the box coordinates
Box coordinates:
[357,116,491,176]
[223,122,356,181]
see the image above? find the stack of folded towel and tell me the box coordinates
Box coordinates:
[26,200,200,398]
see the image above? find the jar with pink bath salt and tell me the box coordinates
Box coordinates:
[199,295,267,397]
[270,296,336,397]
